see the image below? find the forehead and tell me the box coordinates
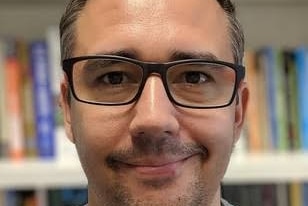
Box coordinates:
[75,0,231,61]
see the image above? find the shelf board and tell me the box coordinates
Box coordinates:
[0,158,87,189]
[1,152,308,189]
[224,151,308,184]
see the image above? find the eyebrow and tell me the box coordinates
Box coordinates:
[169,50,219,62]
[97,49,138,59]
[96,49,219,62]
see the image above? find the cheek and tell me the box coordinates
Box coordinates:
[180,108,236,169]
[70,103,132,168]
[183,109,235,147]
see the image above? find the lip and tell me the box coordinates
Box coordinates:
[119,155,197,178]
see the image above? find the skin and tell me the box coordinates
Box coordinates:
[60,0,249,205]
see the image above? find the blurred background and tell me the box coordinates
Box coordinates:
[0,0,308,205]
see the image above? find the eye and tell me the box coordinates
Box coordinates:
[102,71,127,85]
[184,71,209,84]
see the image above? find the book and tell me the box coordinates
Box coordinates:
[258,48,276,150]
[255,50,271,151]
[30,40,55,158]
[0,190,4,206]
[0,39,8,158]
[295,47,308,150]
[261,184,277,206]
[4,190,37,206]
[244,50,263,151]
[249,185,263,206]
[283,50,300,150]
[273,50,288,151]
[303,183,308,206]
[289,182,303,206]
[259,47,288,151]
[17,39,37,158]
[276,183,289,206]
[5,190,19,206]
[5,39,25,160]
[48,188,87,206]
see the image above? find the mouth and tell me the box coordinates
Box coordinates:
[106,143,208,183]
[111,154,200,179]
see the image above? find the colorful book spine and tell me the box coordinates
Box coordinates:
[17,40,37,158]
[244,51,263,151]
[30,40,55,158]
[5,39,24,160]
[259,47,278,150]
[283,50,300,150]
[289,182,303,206]
[273,50,288,151]
[255,50,270,150]
[295,47,308,150]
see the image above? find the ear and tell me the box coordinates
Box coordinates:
[233,81,249,143]
[59,76,75,143]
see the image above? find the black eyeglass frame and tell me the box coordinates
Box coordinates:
[62,55,245,109]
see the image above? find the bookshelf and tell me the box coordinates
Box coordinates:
[0,0,308,205]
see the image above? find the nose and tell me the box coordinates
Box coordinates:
[129,74,180,140]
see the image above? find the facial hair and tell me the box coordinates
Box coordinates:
[90,134,211,206]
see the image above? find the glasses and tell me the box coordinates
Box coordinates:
[62,55,245,109]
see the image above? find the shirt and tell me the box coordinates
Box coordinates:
[221,198,234,206]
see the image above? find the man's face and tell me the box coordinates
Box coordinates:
[61,0,248,205]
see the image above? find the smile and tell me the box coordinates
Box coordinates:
[115,154,200,179]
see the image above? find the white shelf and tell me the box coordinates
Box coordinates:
[1,152,308,189]
[224,152,308,184]
[0,158,87,189]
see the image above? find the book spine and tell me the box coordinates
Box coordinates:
[303,183,308,206]
[5,39,24,160]
[17,40,37,158]
[274,50,288,151]
[256,50,271,150]
[289,182,303,206]
[244,51,263,151]
[283,50,300,150]
[260,47,278,150]
[30,41,55,158]
[295,47,308,150]
[0,39,8,158]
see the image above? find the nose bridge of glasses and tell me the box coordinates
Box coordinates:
[137,62,172,101]
[142,62,168,77]
[140,62,168,88]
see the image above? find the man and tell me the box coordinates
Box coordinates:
[59,0,248,205]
